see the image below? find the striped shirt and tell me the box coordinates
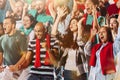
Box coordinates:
[27,36,59,76]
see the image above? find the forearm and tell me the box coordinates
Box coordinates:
[0,52,3,66]
[71,0,78,18]
[48,2,56,21]
[14,52,27,70]
[47,49,58,67]
[114,27,120,55]
[78,25,83,40]
[84,41,92,56]
[22,3,28,21]
[93,13,99,30]
[77,18,85,40]
[9,0,16,12]
[20,51,32,69]
[51,16,61,36]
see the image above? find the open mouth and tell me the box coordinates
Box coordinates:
[3,28,6,30]
[70,26,73,29]
[100,36,104,40]
[110,27,113,30]
[3,28,6,32]
[24,24,27,26]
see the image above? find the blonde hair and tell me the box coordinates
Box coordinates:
[54,0,73,12]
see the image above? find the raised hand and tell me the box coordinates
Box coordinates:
[92,5,97,16]
[8,65,19,72]
[57,5,68,20]
[90,28,97,39]
[78,17,85,27]
[41,42,49,50]
[0,66,6,72]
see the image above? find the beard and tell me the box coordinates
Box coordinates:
[0,0,6,9]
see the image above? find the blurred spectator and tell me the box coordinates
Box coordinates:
[107,2,119,16]
[0,22,4,36]
[50,0,74,36]
[109,14,119,40]
[49,0,73,20]
[28,0,53,23]
[85,26,120,80]
[0,0,11,22]
[9,0,24,20]
[9,0,25,29]
[19,14,35,41]
[58,18,88,80]
[99,1,107,17]
[24,22,59,80]
[0,16,27,79]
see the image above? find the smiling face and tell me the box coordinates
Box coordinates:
[23,15,33,29]
[69,19,78,32]
[34,22,45,39]
[85,1,93,14]
[0,0,6,9]
[14,1,24,17]
[35,0,45,14]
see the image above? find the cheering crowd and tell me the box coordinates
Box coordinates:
[0,0,120,80]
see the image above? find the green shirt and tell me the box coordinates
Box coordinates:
[28,9,37,17]
[28,9,53,23]
[86,14,93,25]
[0,30,27,65]
[26,0,32,4]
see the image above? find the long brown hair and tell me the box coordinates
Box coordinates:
[60,29,79,49]
[99,27,113,43]
[61,18,80,49]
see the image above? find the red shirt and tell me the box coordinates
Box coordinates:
[107,3,119,16]
[89,42,116,75]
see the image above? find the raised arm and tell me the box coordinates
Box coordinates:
[92,5,100,30]
[48,1,56,21]
[113,13,120,55]
[9,0,16,12]
[84,28,97,56]
[51,6,68,36]
[77,17,85,40]
[21,3,28,21]
[0,52,3,72]
[71,0,78,18]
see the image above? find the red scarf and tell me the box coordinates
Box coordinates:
[89,42,116,75]
[34,34,50,68]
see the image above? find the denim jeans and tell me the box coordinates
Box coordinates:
[64,70,87,80]
[27,74,54,80]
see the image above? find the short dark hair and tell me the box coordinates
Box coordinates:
[108,14,119,26]
[109,14,118,23]
[4,16,16,25]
